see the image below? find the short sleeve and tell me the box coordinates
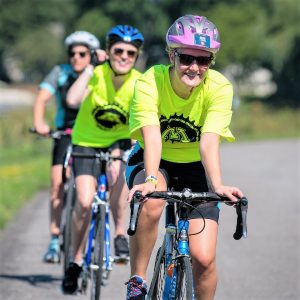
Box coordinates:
[39,65,61,95]
[129,67,160,140]
[201,83,235,142]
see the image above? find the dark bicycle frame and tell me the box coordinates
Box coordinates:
[128,188,248,300]
[29,127,74,269]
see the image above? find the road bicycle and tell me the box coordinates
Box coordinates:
[71,150,127,300]
[61,142,76,272]
[128,188,248,299]
[29,127,74,269]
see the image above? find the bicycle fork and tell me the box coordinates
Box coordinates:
[163,203,177,300]
[163,211,195,300]
[97,174,113,281]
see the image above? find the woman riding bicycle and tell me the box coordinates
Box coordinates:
[62,25,144,294]
[33,31,100,264]
[125,15,244,300]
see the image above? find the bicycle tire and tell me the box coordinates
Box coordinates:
[147,244,166,299]
[90,204,105,300]
[174,256,194,300]
[63,173,75,273]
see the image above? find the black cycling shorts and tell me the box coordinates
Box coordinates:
[73,139,131,179]
[52,135,71,166]
[125,143,219,222]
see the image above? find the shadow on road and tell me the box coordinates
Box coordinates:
[0,273,61,286]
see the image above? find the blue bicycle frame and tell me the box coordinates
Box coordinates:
[162,205,195,300]
[84,173,113,279]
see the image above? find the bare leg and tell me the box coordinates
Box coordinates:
[129,170,167,280]
[110,179,129,236]
[72,175,96,263]
[50,165,64,235]
[108,153,128,236]
[189,219,218,300]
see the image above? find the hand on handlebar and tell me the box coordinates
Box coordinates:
[128,182,156,203]
[32,123,50,136]
[214,185,244,205]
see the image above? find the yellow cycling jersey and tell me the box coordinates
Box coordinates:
[129,64,235,163]
[72,62,141,147]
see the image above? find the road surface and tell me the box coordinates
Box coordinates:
[0,140,299,299]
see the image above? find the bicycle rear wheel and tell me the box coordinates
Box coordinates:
[63,172,75,272]
[90,204,105,300]
[174,256,194,300]
[147,245,166,299]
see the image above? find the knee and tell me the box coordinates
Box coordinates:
[193,252,216,273]
[75,191,93,215]
[142,202,163,223]
[77,197,92,211]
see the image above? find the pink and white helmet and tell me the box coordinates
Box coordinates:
[166,15,221,54]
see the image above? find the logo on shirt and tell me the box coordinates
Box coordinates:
[160,114,201,143]
[92,104,128,130]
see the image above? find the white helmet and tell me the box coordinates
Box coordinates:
[64,31,100,50]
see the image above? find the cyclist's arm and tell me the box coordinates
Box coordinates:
[33,88,53,135]
[67,64,93,108]
[200,132,222,189]
[200,132,243,201]
[128,125,161,199]
[142,125,161,179]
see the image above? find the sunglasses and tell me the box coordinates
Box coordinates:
[113,48,137,58]
[68,51,89,58]
[174,51,213,66]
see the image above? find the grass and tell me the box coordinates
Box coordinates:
[0,102,299,230]
[0,146,51,229]
[231,102,300,140]
[0,105,54,229]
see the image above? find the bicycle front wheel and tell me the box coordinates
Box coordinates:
[63,173,75,273]
[174,256,194,300]
[147,245,166,299]
[90,204,105,300]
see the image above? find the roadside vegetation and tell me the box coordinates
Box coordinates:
[0,106,54,229]
[0,103,299,230]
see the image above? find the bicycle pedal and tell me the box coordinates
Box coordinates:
[114,256,129,264]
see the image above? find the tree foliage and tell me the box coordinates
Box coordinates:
[0,0,299,106]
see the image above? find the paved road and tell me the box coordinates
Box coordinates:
[0,140,299,300]
[0,86,34,112]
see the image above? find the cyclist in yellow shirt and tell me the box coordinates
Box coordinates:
[125,15,244,300]
[62,25,144,294]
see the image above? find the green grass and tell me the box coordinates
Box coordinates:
[231,102,300,140]
[0,146,51,229]
[0,106,54,229]
[0,102,299,230]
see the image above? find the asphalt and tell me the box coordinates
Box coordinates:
[0,139,299,300]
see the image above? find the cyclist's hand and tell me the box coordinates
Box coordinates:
[90,49,108,66]
[128,182,156,202]
[34,122,50,136]
[96,49,108,62]
[214,185,243,205]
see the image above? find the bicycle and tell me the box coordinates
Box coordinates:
[71,150,127,300]
[29,127,75,269]
[127,188,248,299]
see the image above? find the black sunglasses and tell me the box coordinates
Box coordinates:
[69,51,89,58]
[113,48,137,58]
[174,51,213,66]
